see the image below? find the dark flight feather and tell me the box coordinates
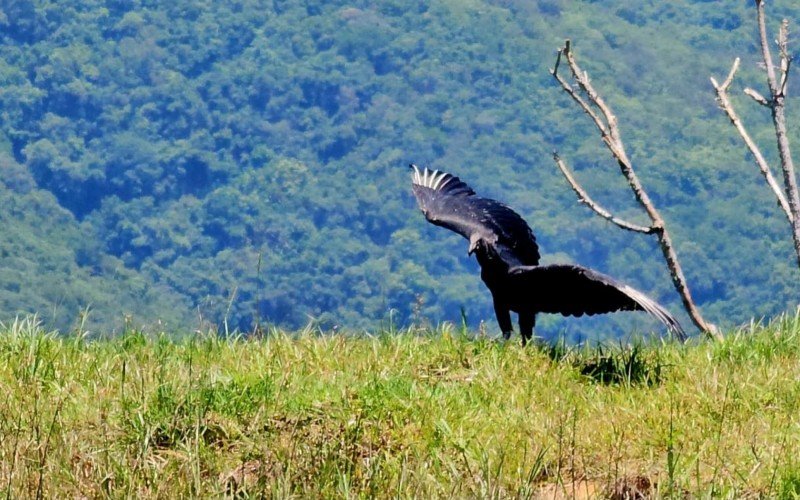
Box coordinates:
[507,264,685,337]
[410,164,540,266]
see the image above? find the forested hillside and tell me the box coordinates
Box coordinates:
[1,0,798,336]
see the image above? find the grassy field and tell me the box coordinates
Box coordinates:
[2,315,800,498]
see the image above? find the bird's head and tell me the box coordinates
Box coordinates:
[468,234,484,256]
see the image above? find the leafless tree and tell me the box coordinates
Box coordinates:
[710,0,800,268]
[550,40,721,340]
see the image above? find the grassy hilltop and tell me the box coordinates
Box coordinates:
[2,316,800,498]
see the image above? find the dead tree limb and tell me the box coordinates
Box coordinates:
[711,59,793,220]
[553,153,655,234]
[711,0,800,269]
[551,40,720,340]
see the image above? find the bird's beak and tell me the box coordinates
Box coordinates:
[468,235,480,256]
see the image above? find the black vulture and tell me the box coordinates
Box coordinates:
[409,165,685,343]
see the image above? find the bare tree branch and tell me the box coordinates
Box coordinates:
[560,41,628,161]
[781,56,792,97]
[720,56,740,89]
[757,0,779,95]
[551,43,608,138]
[778,18,791,97]
[553,152,655,234]
[551,40,720,340]
[715,2,800,271]
[744,87,771,106]
[755,0,800,268]
[711,60,793,221]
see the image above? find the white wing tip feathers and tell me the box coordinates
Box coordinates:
[410,165,452,191]
[621,284,686,341]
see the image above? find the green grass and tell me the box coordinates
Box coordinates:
[2,314,800,498]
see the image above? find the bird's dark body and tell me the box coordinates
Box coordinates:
[475,251,535,342]
[410,165,685,342]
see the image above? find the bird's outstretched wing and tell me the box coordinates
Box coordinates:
[410,165,540,266]
[508,264,686,339]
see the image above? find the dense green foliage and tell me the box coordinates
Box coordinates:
[0,1,798,335]
[3,316,800,496]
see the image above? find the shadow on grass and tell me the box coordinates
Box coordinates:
[539,338,665,387]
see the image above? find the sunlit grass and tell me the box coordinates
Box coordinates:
[1,314,800,497]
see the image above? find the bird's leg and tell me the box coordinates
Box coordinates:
[519,312,535,346]
[492,297,513,341]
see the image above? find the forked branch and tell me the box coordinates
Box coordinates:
[552,42,608,140]
[551,40,719,340]
[712,1,800,269]
[710,59,793,221]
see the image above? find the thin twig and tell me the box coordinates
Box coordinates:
[553,152,654,234]
[562,41,628,163]
[744,87,771,107]
[551,43,608,138]
[757,0,779,96]
[780,56,792,97]
[778,18,791,97]
[720,56,740,89]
